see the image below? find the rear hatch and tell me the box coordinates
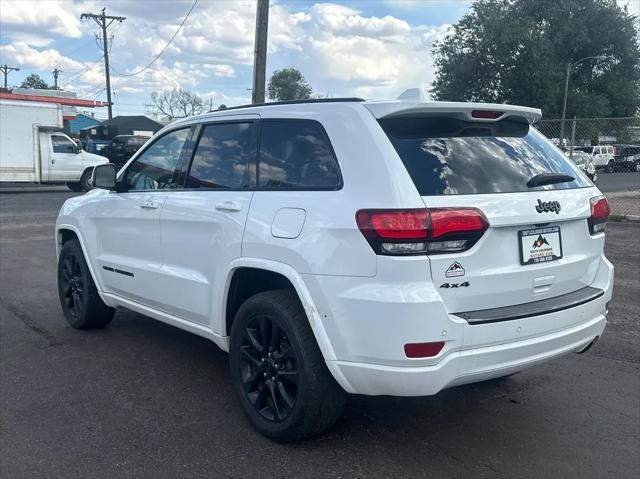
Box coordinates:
[370,102,606,314]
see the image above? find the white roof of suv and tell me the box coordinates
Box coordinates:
[174,98,542,127]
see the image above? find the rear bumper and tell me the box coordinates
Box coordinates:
[316,254,613,396]
[330,312,605,396]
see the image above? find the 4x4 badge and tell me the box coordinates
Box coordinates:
[445,261,465,278]
[535,199,561,214]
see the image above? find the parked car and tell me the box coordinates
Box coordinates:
[0,99,109,192]
[612,145,640,172]
[568,150,597,181]
[573,145,616,172]
[79,138,110,156]
[56,98,613,441]
[102,135,149,167]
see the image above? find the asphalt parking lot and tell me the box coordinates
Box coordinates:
[1,190,639,479]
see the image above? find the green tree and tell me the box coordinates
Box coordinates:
[431,0,640,118]
[20,74,51,90]
[267,68,312,101]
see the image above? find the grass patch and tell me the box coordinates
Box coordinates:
[609,214,626,222]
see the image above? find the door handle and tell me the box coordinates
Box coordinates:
[139,200,158,210]
[215,201,242,213]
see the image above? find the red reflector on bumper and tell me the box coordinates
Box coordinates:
[404,341,445,358]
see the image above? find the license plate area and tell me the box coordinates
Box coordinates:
[518,226,563,265]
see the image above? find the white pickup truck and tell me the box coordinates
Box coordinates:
[0,99,109,191]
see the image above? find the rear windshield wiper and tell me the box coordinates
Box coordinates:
[527,173,575,188]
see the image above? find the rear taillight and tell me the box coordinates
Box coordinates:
[589,196,610,235]
[356,208,489,256]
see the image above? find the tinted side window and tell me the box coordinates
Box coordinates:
[123,128,190,191]
[51,135,76,153]
[185,122,254,189]
[258,120,341,189]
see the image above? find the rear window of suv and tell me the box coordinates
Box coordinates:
[379,117,589,195]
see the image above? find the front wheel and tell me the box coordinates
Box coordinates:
[58,239,114,329]
[229,290,346,442]
[605,161,614,173]
[80,168,94,192]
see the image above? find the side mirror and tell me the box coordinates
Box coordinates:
[92,164,117,190]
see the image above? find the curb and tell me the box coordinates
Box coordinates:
[610,214,640,222]
[0,186,70,194]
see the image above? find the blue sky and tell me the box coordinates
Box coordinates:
[1,0,635,120]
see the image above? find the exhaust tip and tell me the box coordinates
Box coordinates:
[577,336,599,354]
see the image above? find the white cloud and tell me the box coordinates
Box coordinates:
[311,3,411,40]
[0,42,84,71]
[296,6,452,99]
[0,0,83,37]
[0,0,456,104]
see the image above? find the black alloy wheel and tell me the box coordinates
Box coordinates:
[239,314,298,422]
[60,253,85,319]
[229,290,346,441]
[57,239,114,329]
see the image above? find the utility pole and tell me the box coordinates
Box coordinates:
[251,0,269,104]
[0,64,20,88]
[80,8,126,119]
[52,68,63,90]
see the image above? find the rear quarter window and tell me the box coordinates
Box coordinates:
[258,120,342,190]
[379,117,590,196]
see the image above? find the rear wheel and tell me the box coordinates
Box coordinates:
[80,168,94,192]
[229,290,346,442]
[58,239,114,329]
[66,182,83,192]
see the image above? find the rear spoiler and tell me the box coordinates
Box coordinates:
[364,101,542,125]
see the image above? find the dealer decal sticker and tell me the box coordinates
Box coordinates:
[445,261,465,278]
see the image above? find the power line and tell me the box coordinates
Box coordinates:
[110,0,198,77]
[61,55,104,89]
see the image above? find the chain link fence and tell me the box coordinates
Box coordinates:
[536,116,640,170]
[536,117,640,218]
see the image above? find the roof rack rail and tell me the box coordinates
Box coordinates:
[208,97,365,113]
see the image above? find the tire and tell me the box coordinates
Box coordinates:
[66,182,83,192]
[80,168,94,192]
[605,160,614,174]
[229,290,346,442]
[58,239,114,329]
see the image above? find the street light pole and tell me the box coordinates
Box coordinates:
[559,62,571,147]
[559,55,607,148]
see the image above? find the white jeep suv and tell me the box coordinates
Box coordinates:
[56,98,613,441]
